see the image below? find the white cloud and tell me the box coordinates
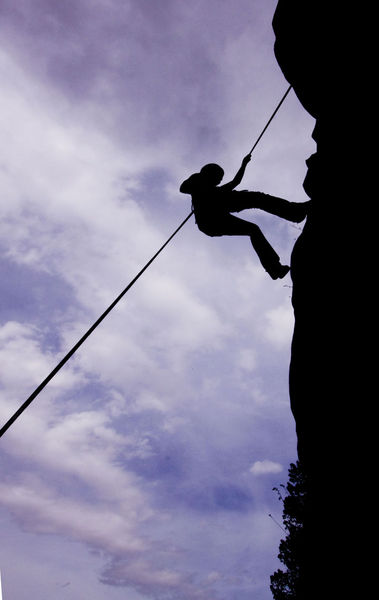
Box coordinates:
[263,302,294,349]
[250,460,283,476]
[0,322,83,427]
[235,347,258,371]
[0,479,148,553]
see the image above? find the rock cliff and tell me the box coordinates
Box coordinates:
[272,1,374,597]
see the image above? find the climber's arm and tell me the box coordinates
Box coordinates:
[220,154,251,191]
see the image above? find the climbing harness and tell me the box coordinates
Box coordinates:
[0,85,292,439]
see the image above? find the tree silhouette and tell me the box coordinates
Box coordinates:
[270,461,308,599]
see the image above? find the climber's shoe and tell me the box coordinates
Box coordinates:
[269,264,290,280]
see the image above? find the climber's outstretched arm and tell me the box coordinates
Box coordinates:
[220,154,251,192]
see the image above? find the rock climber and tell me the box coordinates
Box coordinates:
[180,153,310,279]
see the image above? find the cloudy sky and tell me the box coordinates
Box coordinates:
[0,1,315,599]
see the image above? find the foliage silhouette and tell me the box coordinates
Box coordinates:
[270,461,308,599]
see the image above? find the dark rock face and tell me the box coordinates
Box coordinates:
[272,2,374,597]
[273,0,362,470]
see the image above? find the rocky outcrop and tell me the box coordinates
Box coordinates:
[272,2,374,597]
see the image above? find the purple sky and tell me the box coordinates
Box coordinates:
[0,2,315,599]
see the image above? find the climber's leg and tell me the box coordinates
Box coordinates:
[229,191,310,223]
[205,214,290,280]
[254,193,311,222]
[248,222,289,279]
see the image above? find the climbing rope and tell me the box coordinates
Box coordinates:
[0,85,292,439]
[248,85,292,155]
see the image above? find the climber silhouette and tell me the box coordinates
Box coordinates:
[180,153,310,279]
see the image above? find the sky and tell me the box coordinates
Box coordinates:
[0,2,315,599]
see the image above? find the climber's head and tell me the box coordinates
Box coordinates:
[200,163,224,186]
